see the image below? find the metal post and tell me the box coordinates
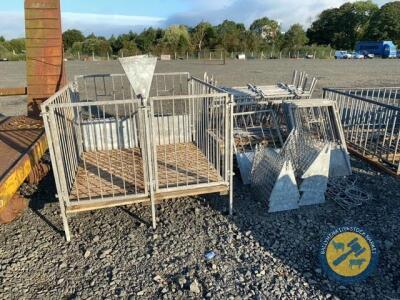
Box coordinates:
[142,98,157,229]
[47,107,72,241]
[229,95,234,215]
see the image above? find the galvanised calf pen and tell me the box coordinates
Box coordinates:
[324,87,400,175]
[42,73,234,241]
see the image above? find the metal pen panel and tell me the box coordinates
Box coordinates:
[324,87,400,174]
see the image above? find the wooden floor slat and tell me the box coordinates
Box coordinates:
[70,143,223,201]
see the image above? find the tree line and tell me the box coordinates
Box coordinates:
[0,1,399,60]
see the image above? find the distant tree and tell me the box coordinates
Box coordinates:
[0,36,5,43]
[283,24,308,50]
[250,17,280,44]
[307,8,339,46]
[110,35,123,54]
[82,38,111,56]
[63,29,85,50]
[365,1,400,45]
[109,31,139,55]
[0,44,10,58]
[120,40,139,56]
[307,1,379,49]
[162,25,191,53]
[216,20,246,52]
[190,22,216,51]
[136,27,160,53]
[86,33,97,39]
[4,38,26,53]
[71,41,83,55]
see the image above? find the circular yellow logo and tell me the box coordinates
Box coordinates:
[320,227,378,284]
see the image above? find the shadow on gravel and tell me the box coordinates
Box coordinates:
[208,156,400,299]
[119,207,151,227]
[27,171,64,237]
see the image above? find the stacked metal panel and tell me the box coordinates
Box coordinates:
[251,99,351,212]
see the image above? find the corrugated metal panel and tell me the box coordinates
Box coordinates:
[25,0,66,118]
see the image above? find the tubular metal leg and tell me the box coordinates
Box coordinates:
[150,193,157,229]
[229,170,234,215]
[59,199,71,242]
[229,189,233,216]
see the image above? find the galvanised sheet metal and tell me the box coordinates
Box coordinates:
[119,55,157,99]
[25,0,66,118]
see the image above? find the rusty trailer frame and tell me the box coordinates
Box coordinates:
[41,73,233,241]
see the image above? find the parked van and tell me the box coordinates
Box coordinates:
[356,41,397,58]
[335,51,352,59]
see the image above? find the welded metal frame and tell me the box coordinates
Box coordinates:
[324,87,400,175]
[42,73,233,241]
[221,70,318,106]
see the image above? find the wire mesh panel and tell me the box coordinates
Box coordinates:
[324,87,400,174]
[250,128,323,210]
[234,109,283,152]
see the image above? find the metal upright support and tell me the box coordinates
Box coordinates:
[229,95,234,215]
[142,97,157,229]
[44,107,71,241]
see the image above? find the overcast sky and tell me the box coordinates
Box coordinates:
[0,0,391,39]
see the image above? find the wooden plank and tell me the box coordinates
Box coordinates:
[25,9,60,20]
[66,184,228,214]
[28,84,60,95]
[0,87,27,96]
[25,0,60,9]
[66,197,150,214]
[0,130,47,211]
[25,38,62,48]
[27,75,63,85]
[25,19,60,29]
[347,145,398,177]
[154,184,228,202]
[69,143,223,201]
[25,46,63,58]
[27,62,62,76]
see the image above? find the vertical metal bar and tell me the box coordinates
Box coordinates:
[229,94,234,215]
[43,107,71,241]
[143,98,157,229]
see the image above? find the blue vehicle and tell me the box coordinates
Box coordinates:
[355,41,397,58]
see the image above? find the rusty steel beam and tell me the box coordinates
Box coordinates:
[24,0,66,118]
[0,87,27,96]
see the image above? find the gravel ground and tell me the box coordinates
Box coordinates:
[0,60,400,299]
